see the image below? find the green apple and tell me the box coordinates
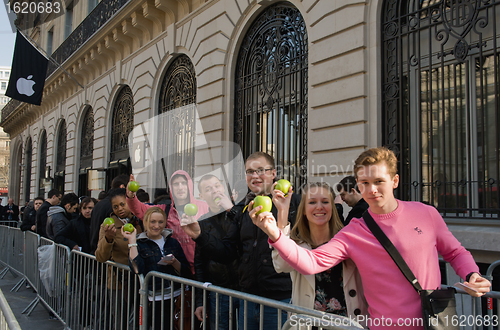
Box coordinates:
[253,196,272,215]
[103,217,115,226]
[129,181,140,192]
[214,197,221,203]
[184,203,198,216]
[123,223,134,233]
[275,179,291,196]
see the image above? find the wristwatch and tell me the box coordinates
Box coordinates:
[128,243,138,249]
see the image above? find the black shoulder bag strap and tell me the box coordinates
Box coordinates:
[362,211,423,293]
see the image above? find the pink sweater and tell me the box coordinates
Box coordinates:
[271,201,478,329]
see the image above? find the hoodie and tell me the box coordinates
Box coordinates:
[126,170,209,273]
[46,205,72,240]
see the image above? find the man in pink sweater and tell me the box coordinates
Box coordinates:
[251,147,491,329]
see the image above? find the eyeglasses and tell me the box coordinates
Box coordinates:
[245,168,273,176]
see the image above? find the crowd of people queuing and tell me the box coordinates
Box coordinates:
[11,147,492,329]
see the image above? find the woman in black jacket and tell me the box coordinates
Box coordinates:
[122,206,191,329]
[54,197,96,253]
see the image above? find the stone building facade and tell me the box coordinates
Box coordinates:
[1,0,500,264]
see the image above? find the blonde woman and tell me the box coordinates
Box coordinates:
[123,207,191,329]
[259,182,368,325]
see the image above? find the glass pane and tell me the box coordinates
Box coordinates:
[420,63,468,213]
[476,55,500,215]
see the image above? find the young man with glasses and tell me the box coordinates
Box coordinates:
[182,152,301,330]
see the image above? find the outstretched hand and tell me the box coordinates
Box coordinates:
[126,174,136,199]
[102,223,116,242]
[271,182,293,212]
[464,273,491,297]
[248,201,280,241]
[180,214,201,239]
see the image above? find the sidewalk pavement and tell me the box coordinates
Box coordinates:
[0,266,65,330]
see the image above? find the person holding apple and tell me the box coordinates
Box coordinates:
[264,182,368,327]
[182,174,240,329]
[182,152,301,330]
[122,206,191,329]
[125,170,209,274]
[252,147,491,330]
[94,188,144,329]
[90,174,130,254]
[95,188,144,265]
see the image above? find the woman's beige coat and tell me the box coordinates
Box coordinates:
[272,225,368,328]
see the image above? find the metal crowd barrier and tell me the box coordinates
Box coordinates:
[23,231,40,291]
[0,288,21,330]
[140,271,365,330]
[67,250,142,330]
[0,226,10,279]
[0,222,499,330]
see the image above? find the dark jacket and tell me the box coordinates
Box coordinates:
[3,203,19,221]
[344,198,369,226]
[130,229,192,291]
[36,201,52,238]
[54,214,92,253]
[194,210,240,308]
[20,207,37,232]
[46,205,72,240]
[90,197,113,254]
[195,193,301,300]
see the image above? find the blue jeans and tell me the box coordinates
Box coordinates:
[209,293,238,329]
[238,298,289,330]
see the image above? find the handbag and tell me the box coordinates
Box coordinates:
[362,212,459,330]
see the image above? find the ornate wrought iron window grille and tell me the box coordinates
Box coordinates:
[234,3,308,190]
[382,0,500,218]
[56,120,67,174]
[111,86,134,162]
[24,138,32,203]
[158,54,196,178]
[38,131,47,197]
[80,106,94,169]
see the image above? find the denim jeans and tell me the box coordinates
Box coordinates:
[209,293,238,329]
[238,298,289,330]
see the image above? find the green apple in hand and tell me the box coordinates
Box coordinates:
[123,223,134,233]
[129,181,140,192]
[275,179,291,196]
[253,196,272,215]
[103,217,115,226]
[184,203,198,216]
[214,197,221,203]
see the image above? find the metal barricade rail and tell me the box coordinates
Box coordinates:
[141,271,365,330]
[67,250,142,330]
[1,226,500,330]
[0,288,21,330]
[8,228,26,292]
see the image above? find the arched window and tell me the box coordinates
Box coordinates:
[158,54,196,179]
[234,3,308,189]
[111,86,134,161]
[381,0,500,218]
[108,86,133,186]
[24,138,32,202]
[79,106,94,197]
[38,130,47,197]
[80,106,94,166]
[55,120,66,194]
